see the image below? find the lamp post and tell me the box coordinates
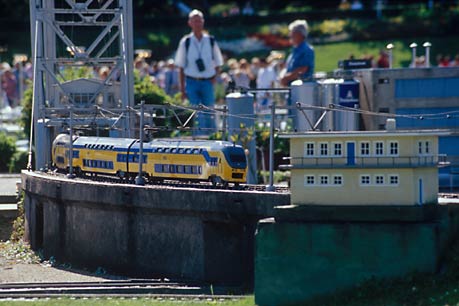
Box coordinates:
[409,43,417,68]
[386,43,394,69]
[423,42,432,68]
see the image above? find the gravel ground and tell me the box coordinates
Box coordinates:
[0,238,127,284]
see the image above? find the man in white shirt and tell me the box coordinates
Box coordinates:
[175,9,224,136]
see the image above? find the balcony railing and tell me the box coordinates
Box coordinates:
[282,154,448,169]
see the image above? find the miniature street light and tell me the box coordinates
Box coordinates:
[386,43,394,69]
[409,43,417,68]
[423,42,432,68]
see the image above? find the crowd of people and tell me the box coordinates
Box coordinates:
[1,7,459,123]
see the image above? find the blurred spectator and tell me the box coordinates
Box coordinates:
[1,64,18,107]
[438,54,451,67]
[339,0,351,10]
[249,57,260,88]
[376,50,390,68]
[256,57,277,111]
[232,58,253,89]
[242,1,255,15]
[351,0,363,10]
[175,9,223,135]
[229,5,240,16]
[164,59,180,96]
[451,54,459,67]
[280,20,315,86]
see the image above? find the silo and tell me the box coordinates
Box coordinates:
[290,80,319,132]
[226,92,257,184]
[335,79,360,131]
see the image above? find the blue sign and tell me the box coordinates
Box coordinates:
[338,81,359,107]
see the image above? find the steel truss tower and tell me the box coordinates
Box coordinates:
[29,0,134,169]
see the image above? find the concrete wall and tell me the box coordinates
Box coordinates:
[255,204,459,306]
[22,171,290,286]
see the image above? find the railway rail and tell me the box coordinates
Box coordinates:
[0,280,246,300]
[44,171,290,193]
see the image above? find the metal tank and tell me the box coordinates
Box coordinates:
[317,78,360,131]
[226,92,257,184]
[290,80,319,132]
[336,79,360,131]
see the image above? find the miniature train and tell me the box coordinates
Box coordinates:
[52,134,248,186]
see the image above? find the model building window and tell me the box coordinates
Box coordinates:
[304,142,314,157]
[375,175,384,185]
[360,142,370,156]
[304,175,315,186]
[418,141,431,155]
[333,143,342,156]
[375,141,384,156]
[320,175,329,185]
[360,175,371,185]
[333,175,343,186]
[389,141,399,156]
[319,143,328,156]
[389,175,399,185]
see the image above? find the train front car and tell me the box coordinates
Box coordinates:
[137,139,247,186]
[52,133,77,171]
[219,143,247,185]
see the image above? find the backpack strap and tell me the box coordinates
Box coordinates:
[185,35,191,68]
[185,34,216,67]
[209,35,215,60]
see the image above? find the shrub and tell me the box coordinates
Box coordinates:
[9,151,28,173]
[0,133,16,173]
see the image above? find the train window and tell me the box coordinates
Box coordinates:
[178,148,184,154]
[155,164,162,173]
[177,165,184,173]
[185,148,192,154]
[192,149,199,154]
[230,154,246,163]
[171,148,177,153]
[169,165,175,173]
[152,148,157,153]
[164,148,170,153]
[162,164,168,172]
[198,166,202,174]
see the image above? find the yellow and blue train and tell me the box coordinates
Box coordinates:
[52,134,247,186]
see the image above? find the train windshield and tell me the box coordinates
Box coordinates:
[222,146,247,169]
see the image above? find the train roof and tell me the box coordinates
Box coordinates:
[146,139,240,150]
[73,136,137,147]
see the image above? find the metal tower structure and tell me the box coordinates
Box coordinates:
[29,0,134,169]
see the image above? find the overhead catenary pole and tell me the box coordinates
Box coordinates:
[266,103,276,192]
[67,107,75,179]
[135,101,146,186]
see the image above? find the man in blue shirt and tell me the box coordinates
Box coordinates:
[280,20,315,86]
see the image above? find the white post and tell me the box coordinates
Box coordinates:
[386,43,394,69]
[423,42,432,68]
[409,43,417,68]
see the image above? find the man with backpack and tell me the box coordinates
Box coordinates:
[175,9,224,136]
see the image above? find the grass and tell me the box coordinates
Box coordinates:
[0,297,255,305]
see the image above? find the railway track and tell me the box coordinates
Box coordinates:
[0,280,246,300]
[45,171,290,193]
